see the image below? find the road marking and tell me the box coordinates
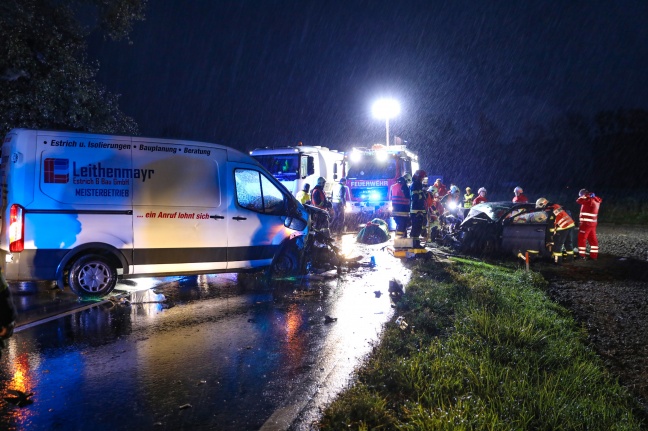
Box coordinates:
[14,299,111,333]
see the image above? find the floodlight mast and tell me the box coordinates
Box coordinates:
[371,98,400,146]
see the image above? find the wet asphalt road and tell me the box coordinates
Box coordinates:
[0,234,411,431]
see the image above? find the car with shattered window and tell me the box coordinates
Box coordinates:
[455,201,555,258]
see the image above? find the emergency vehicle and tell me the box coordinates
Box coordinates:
[0,129,309,298]
[344,144,419,220]
[250,144,345,198]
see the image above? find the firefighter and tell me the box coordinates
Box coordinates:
[426,185,443,241]
[330,178,350,235]
[472,187,488,206]
[409,169,427,246]
[310,177,332,231]
[576,188,603,260]
[0,269,17,356]
[463,187,475,210]
[536,197,576,264]
[433,178,447,197]
[513,186,528,203]
[296,183,311,205]
[389,176,411,237]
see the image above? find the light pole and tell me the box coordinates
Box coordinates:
[372,98,400,146]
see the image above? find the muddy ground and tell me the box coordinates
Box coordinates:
[524,224,648,417]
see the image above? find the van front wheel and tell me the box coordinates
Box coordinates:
[68,254,118,298]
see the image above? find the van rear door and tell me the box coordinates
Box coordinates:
[132,141,229,275]
[226,163,292,269]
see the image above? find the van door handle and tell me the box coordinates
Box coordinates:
[210,215,225,220]
[535,229,544,232]
[232,216,247,221]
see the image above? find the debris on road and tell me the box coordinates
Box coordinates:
[4,389,34,407]
[324,315,337,324]
[395,316,408,330]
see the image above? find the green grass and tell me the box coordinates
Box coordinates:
[318,258,644,430]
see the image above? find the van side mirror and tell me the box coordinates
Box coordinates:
[284,216,307,231]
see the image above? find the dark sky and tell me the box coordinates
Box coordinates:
[90,0,648,154]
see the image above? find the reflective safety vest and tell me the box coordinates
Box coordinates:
[310,186,328,209]
[390,182,410,217]
[576,195,602,225]
[464,193,474,208]
[389,182,410,206]
[331,183,350,204]
[547,204,575,231]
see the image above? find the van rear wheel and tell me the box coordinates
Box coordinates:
[68,254,117,298]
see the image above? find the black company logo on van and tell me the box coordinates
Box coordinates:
[43,158,155,184]
[44,158,70,183]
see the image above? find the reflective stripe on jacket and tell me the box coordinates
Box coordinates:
[576,195,602,224]
[548,204,575,231]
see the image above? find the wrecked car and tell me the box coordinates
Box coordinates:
[455,201,555,257]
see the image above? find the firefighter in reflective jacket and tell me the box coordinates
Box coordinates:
[389,176,411,237]
[536,197,575,264]
[409,170,427,246]
[576,189,602,260]
[310,177,331,231]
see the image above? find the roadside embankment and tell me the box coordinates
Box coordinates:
[317,256,644,430]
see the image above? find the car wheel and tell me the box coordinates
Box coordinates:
[68,254,118,298]
[271,244,302,277]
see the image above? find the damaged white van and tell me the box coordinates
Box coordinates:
[0,129,309,297]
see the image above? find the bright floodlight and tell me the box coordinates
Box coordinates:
[372,98,401,119]
[372,98,400,146]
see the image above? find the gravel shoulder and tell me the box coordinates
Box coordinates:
[534,224,648,417]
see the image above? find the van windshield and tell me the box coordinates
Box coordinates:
[253,155,299,179]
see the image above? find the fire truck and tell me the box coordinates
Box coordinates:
[344,144,419,221]
[250,144,345,197]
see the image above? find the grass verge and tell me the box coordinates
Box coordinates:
[318,257,644,430]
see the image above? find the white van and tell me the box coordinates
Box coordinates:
[0,129,309,297]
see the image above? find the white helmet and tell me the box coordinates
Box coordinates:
[478,187,487,194]
[514,186,523,194]
[317,177,326,186]
[450,185,459,194]
[536,197,548,209]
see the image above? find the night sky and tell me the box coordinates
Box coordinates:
[90,0,648,157]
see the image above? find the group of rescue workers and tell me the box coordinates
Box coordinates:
[389,170,603,264]
[294,170,602,267]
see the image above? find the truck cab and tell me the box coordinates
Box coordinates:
[250,145,345,197]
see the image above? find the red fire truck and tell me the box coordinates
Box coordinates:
[344,144,419,223]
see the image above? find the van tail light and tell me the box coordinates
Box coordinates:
[9,204,24,252]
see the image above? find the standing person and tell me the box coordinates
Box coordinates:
[409,170,427,246]
[472,187,488,206]
[0,270,17,356]
[536,197,576,265]
[296,183,311,205]
[310,177,331,231]
[330,178,350,234]
[576,188,603,260]
[389,176,411,238]
[513,186,528,203]
[464,187,475,217]
[432,178,447,197]
[426,186,443,241]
